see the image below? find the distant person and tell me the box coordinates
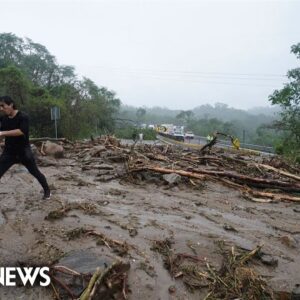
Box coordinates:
[0,96,51,199]
[139,133,143,142]
[206,134,213,143]
[132,127,140,142]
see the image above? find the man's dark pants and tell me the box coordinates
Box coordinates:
[0,146,49,192]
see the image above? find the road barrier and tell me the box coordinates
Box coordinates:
[157,134,275,155]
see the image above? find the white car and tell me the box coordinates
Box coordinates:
[184,131,194,139]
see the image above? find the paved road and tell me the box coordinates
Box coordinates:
[156,134,275,156]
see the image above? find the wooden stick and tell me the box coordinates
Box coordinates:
[30,137,72,143]
[80,268,102,300]
[52,265,81,276]
[190,168,300,192]
[131,166,205,180]
[254,163,300,182]
[89,260,122,300]
[245,189,300,202]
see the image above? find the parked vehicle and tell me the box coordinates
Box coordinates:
[184,131,194,139]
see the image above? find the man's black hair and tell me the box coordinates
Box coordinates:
[0,96,17,109]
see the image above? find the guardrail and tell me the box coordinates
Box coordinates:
[193,135,275,154]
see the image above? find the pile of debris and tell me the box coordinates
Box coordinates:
[33,136,300,203]
[151,238,274,299]
[28,136,299,299]
[48,259,130,300]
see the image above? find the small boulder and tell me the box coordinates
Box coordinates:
[163,173,182,185]
[260,254,278,267]
[42,141,64,158]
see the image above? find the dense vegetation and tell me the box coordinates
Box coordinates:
[0,33,121,139]
[269,43,300,161]
[114,127,156,140]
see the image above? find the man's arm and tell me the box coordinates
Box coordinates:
[0,129,24,137]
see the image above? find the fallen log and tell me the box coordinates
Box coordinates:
[245,190,300,203]
[30,137,72,143]
[254,163,300,182]
[190,168,300,193]
[208,177,300,203]
[131,166,205,180]
[220,155,300,182]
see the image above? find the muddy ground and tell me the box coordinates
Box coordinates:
[0,145,299,299]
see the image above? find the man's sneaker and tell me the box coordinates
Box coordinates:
[43,189,51,200]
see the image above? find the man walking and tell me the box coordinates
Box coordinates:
[0,96,51,199]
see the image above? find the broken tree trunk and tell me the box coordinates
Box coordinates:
[189,168,300,193]
[245,189,300,203]
[30,137,72,143]
[131,166,205,180]
[253,163,300,182]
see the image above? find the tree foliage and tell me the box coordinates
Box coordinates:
[0,33,121,139]
[269,43,300,160]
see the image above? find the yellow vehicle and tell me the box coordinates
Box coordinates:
[215,132,240,150]
[201,131,240,152]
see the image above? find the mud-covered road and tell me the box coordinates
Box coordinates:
[0,142,299,299]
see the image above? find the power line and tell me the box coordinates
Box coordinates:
[79,65,286,79]
[80,68,284,88]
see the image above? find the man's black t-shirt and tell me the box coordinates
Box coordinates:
[0,111,30,152]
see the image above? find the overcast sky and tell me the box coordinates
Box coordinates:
[1,0,299,110]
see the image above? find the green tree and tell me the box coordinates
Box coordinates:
[269,43,300,160]
[0,33,23,68]
[0,65,30,104]
[0,32,121,140]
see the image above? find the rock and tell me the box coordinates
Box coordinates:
[57,250,130,299]
[37,156,58,167]
[58,249,111,274]
[163,173,182,185]
[279,235,298,248]
[82,154,92,162]
[42,141,64,158]
[260,254,278,267]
